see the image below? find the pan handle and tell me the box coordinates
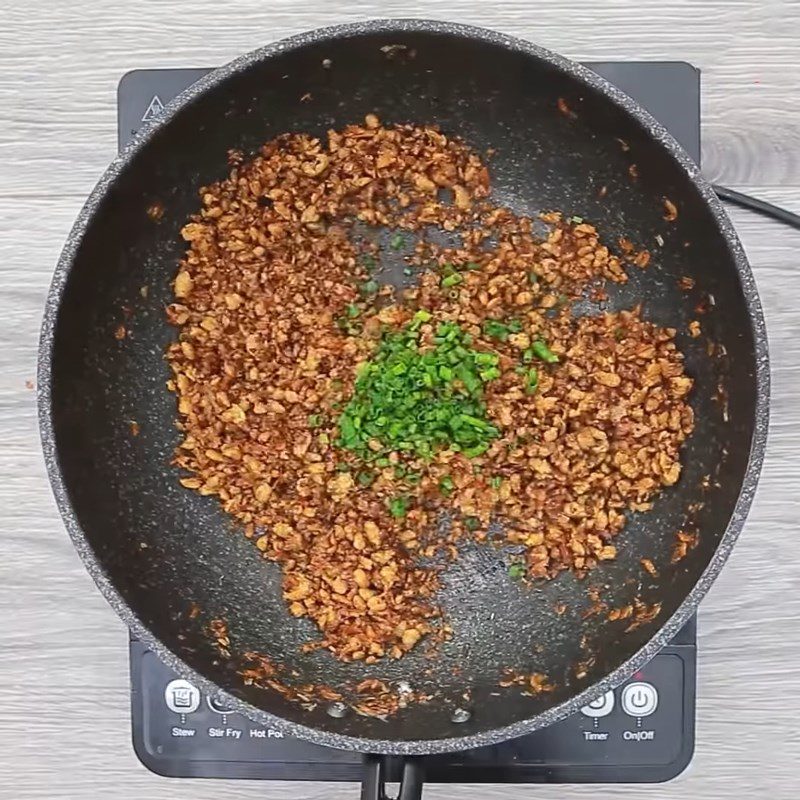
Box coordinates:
[361,755,424,800]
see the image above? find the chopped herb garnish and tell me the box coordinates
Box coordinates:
[362,254,377,271]
[336,318,501,461]
[439,475,455,495]
[360,279,379,295]
[570,215,584,224]
[356,470,375,487]
[388,495,410,518]
[390,232,405,250]
[441,273,463,288]
[465,261,481,271]
[508,562,526,579]
[307,413,323,428]
[483,319,511,341]
[483,318,522,341]
[464,516,480,531]
[346,303,361,318]
[337,316,362,335]
[532,340,559,364]
[490,475,503,490]
[525,368,539,394]
[408,308,432,330]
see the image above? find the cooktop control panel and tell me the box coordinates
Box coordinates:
[130,624,695,783]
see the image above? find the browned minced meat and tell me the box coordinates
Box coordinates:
[165,116,694,664]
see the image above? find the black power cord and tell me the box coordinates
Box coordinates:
[713,185,800,231]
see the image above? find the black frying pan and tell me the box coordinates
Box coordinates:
[39,20,768,799]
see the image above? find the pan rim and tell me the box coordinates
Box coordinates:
[38,17,770,756]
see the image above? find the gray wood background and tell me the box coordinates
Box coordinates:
[2,0,799,798]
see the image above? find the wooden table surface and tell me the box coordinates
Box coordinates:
[2,1,800,798]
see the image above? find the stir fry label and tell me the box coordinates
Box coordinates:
[209,727,243,739]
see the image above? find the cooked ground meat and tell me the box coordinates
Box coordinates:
[166,116,693,663]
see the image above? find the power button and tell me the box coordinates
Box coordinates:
[621,682,658,717]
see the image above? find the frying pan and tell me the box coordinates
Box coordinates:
[38,19,769,799]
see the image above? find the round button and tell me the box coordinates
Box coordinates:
[580,690,615,718]
[207,695,235,714]
[621,682,658,717]
[164,679,201,714]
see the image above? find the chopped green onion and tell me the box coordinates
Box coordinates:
[508,563,526,579]
[307,413,323,428]
[525,368,539,394]
[464,516,480,531]
[390,232,404,250]
[362,254,377,271]
[439,475,455,495]
[532,340,559,364]
[490,475,503,490]
[336,319,501,462]
[360,279,379,295]
[346,303,360,318]
[570,215,584,224]
[357,470,375,487]
[441,273,463,288]
[388,496,410,518]
[483,319,510,341]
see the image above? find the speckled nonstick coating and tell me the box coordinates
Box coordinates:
[38,19,769,756]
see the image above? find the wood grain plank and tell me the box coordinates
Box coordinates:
[1,0,800,194]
